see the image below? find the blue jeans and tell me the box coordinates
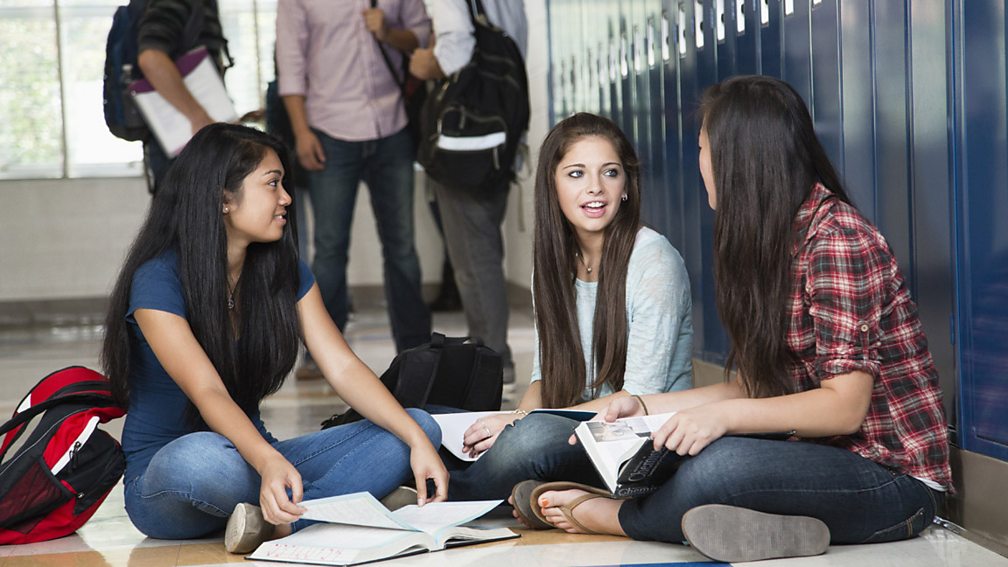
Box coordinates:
[618,436,940,544]
[123,408,440,539]
[446,413,603,500]
[306,127,430,352]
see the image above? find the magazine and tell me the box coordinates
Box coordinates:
[247,492,516,566]
[574,412,684,498]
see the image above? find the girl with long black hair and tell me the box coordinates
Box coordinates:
[446,113,693,500]
[521,76,951,563]
[102,123,447,553]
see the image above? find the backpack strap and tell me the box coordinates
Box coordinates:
[0,394,119,437]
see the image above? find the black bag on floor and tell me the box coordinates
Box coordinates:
[321,333,502,428]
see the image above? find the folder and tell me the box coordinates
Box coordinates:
[129,46,238,157]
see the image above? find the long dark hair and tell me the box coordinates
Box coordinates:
[101,123,301,418]
[533,113,642,408]
[700,75,850,397]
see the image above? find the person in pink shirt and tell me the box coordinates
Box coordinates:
[277,0,432,356]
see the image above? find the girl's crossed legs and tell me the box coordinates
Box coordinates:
[125,408,440,539]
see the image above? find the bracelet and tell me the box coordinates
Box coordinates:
[511,409,529,418]
[631,394,649,416]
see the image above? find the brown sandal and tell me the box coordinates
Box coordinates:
[527,481,614,534]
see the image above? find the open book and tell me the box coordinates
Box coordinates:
[575,412,685,498]
[433,409,595,462]
[248,492,516,566]
[129,46,238,157]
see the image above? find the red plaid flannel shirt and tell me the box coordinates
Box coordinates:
[787,184,952,490]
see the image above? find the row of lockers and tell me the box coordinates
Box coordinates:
[544,0,1008,462]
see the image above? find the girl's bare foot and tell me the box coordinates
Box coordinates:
[537,488,627,536]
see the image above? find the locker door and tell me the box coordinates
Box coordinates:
[872,1,913,280]
[953,0,1008,460]
[838,0,876,219]
[715,0,737,78]
[781,0,811,102]
[663,0,686,253]
[759,0,782,77]
[678,0,706,357]
[734,0,761,74]
[908,1,956,433]
[810,0,842,168]
[646,4,670,232]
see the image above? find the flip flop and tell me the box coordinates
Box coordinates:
[526,481,614,533]
[510,480,553,530]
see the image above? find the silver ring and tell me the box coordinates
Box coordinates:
[483,425,492,438]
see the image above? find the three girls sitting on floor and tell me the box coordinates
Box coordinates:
[105,75,950,563]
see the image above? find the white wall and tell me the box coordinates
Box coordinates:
[0,175,445,302]
[503,0,550,290]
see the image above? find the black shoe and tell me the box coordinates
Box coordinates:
[681,504,830,563]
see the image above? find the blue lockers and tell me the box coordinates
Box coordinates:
[545,0,1008,461]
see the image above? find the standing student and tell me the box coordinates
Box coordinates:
[277,0,432,359]
[101,124,448,554]
[409,0,529,386]
[137,0,231,193]
[445,113,693,500]
[523,76,951,564]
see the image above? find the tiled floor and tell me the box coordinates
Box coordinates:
[1,307,1006,567]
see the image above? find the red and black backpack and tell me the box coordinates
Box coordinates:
[0,366,126,544]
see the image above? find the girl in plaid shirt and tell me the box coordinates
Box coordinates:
[518,76,951,563]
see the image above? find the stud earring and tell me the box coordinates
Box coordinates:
[223,207,229,214]
[621,194,628,201]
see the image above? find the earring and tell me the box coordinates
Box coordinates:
[621,194,628,201]
[222,206,229,214]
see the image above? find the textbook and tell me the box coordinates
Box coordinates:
[247,492,516,566]
[433,409,596,462]
[129,46,238,157]
[575,412,685,498]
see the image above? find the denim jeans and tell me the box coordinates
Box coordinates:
[446,413,604,500]
[123,408,440,539]
[617,436,940,544]
[306,127,431,352]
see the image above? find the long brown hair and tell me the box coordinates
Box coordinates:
[533,113,642,408]
[700,75,850,398]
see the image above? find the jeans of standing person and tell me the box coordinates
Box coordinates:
[617,436,941,544]
[123,408,440,539]
[430,178,512,366]
[444,413,603,500]
[307,127,431,352]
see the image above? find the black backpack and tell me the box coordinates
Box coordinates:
[417,0,529,192]
[0,367,125,544]
[102,0,204,141]
[322,333,503,428]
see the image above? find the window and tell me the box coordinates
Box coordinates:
[0,0,277,180]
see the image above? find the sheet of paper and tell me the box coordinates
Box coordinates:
[391,500,502,536]
[432,411,504,462]
[300,493,412,531]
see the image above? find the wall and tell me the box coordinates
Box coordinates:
[0,174,446,302]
